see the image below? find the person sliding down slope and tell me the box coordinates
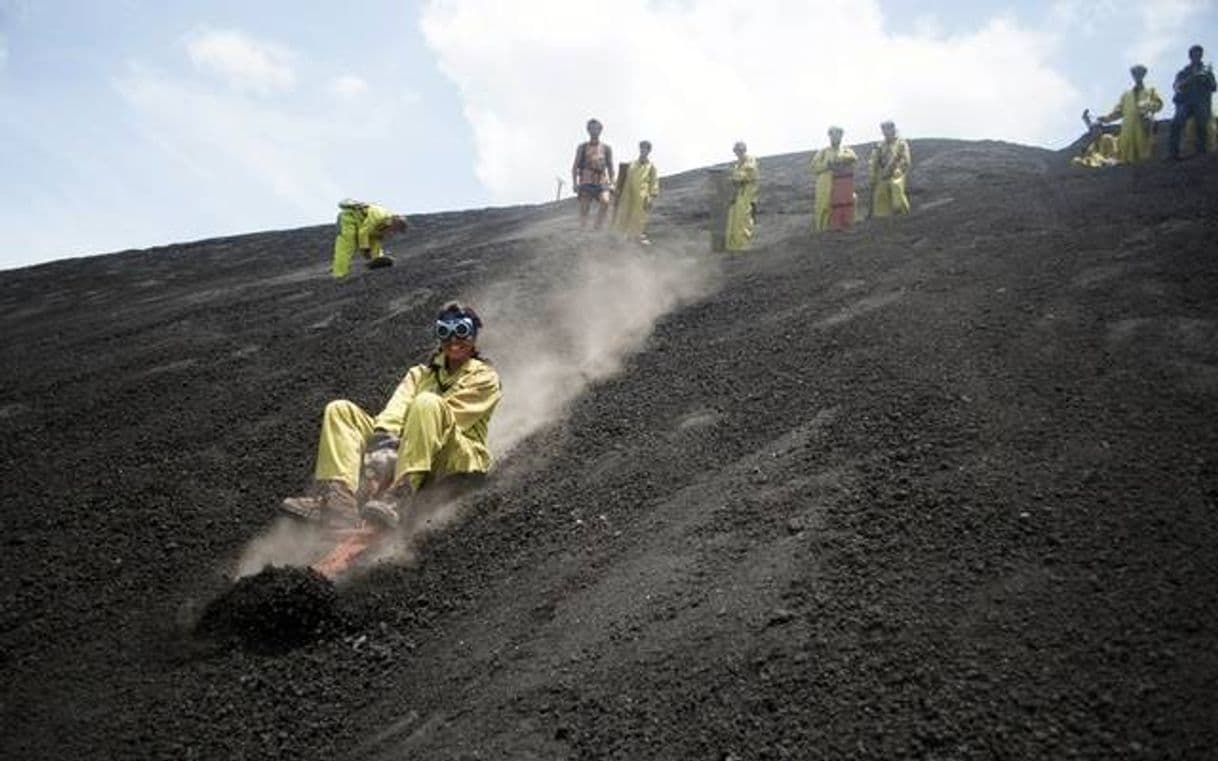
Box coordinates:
[280,302,502,528]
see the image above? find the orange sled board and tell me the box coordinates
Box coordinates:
[829,170,855,230]
[310,525,390,580]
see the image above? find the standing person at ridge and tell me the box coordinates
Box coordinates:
[725,141,759,251]
[331,199,409,279]
[868,121,912,217]
[811,126,857,232]
[611,140,660,245]
[1095,64,1163,164]
[1169,45,1216,160]
[279,302,502,528]
[572,118,615,230]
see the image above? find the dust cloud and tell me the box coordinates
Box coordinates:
[477,237,715,455]
[233,518,334,579]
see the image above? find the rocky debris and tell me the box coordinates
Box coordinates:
[195,567,339,653]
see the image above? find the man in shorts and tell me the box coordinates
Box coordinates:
[571,118,615,230]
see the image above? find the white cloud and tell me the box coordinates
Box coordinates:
[111,52,427,235]
[330,74,369,99]
[421,0,1079,205]
[1130,0,1208,71]
[114,64,353,215]
[186,28,296,95]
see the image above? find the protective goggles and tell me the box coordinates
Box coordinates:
[435,316,476,341]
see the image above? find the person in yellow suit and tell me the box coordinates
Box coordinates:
[280,302,502,528]
[868,121,912,217]
[1072,110,1120,168]
[1096,64,1163,163]
[725,141,759,251]
[1182,114,1218,153]
[612,140,660,245]
[331,199,409,279]
[811,126,858,232]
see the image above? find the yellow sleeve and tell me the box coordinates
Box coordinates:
[731,158,758,185]
[357,204,393,250]
[445,363,502,433]
[811,149,831,175]
[868,145,881,181]
[1100,93,1124,123]
[894,140,911,174]
[647,164,660,199]
[1148,87,1163,114]
[373,365,424,434]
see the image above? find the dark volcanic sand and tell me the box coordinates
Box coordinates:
[2,139,1217,760]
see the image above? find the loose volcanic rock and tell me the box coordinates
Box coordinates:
[195,566,338,653]
[2,138,1217,760]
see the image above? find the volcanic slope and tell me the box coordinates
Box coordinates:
[2,140,1218,761]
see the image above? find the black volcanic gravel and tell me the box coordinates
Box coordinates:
[196,566,339,653]
[2,137,1217,760]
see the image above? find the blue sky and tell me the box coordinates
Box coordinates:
[0,0,1214,270]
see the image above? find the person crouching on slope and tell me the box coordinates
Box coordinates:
[280,302,502,528]
[1072,110,1120,168]
[331,199,409,279]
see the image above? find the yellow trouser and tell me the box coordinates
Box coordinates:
[871,176,910,217]
[725,196,754,251]
[313,395,483,490]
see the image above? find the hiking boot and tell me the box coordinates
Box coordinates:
[366,255,394,270]
[361,487,408,529]
[279,481,358,527]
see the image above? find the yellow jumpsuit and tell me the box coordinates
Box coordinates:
[332,200,400,279]
[1071,133,1120,167]
[868,137,912,217]
[811,145,858,232]
[1182,115,1218,153]
[725,155,759,251]
[313,355,501,491]
[1101,86,1163,164]
[612,159,660,238]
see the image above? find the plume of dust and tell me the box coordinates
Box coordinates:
[479,235,715,455]
[233,517,334,579]
[231,234,714,581]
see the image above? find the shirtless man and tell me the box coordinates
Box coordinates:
[571,118,615,230]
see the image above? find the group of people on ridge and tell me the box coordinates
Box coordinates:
[1074,44,1216,168]
[571,118,661,244]
[721,120,914,252]
[572,118,914,254]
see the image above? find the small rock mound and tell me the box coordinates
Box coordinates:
[195,566,339,653]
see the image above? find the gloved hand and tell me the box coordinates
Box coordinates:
[367,429,400,452]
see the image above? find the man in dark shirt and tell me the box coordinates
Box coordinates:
[1169,44,1217,160]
